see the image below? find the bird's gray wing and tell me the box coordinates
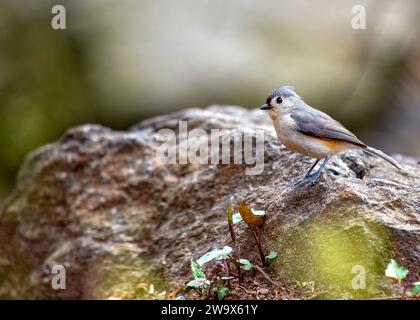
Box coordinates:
[290,105,366,147]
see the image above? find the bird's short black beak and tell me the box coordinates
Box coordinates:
[260,103,272,110]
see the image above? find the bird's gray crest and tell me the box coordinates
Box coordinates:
[269,86,298,99]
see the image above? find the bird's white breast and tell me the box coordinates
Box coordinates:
[268,111,350,159]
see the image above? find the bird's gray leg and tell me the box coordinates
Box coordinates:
[310,156,331,187]
[302,159,320,181]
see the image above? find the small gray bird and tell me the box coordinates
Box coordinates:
[260,86,401,186]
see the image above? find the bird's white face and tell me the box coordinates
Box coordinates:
[266,95,295,115]
[260,86,301,116]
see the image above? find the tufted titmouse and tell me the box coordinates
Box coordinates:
[260,86,401,186]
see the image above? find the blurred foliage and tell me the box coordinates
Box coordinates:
[86,255,170,299]
[0,4,93,199]
[0,0,419,201]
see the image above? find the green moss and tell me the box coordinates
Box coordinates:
[86,254,169,299]
[272,210,393,299]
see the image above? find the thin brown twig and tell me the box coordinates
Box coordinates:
[254,265,280,287]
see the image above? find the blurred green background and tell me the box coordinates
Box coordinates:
[0,0,419,202]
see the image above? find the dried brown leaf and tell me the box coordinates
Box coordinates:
[238,201,264,228]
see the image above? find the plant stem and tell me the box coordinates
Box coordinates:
[223,259,231,287]
[251,227,266,266]
[228,216,236,244]
[237,262,243,284]
[227,209,242,283]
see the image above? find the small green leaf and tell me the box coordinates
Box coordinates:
[186,279,211,289]
[220,276,235,280]
[197,246,233,266]
[411,281,420,296]
[385,259,409,282]
[239,258,254,271]
[232,213,243,224]
[266,251,278,263]
[217,287,231,300]
[191,259,206,280]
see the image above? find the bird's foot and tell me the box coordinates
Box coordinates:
[307,170,325,189]
[295,156,331,190]
[293,173,312,187]
[293,172,319,189]
[309,175,321,188]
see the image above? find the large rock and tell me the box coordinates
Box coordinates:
[0,106,419,299]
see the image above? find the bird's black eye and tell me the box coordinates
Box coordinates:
[276,96,283,104]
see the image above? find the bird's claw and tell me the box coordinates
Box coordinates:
[294,173,319,190]
[307,177,319,190]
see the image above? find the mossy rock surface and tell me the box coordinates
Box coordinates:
[1,106,419,299]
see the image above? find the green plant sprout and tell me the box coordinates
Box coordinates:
[385,259,419,298]
[186,259,211,297]
[236,201,268,266]
[184,201,279,299]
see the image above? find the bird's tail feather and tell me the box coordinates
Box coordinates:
[363,146,402,170]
